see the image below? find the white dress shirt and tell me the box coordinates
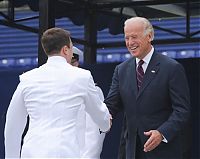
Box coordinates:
[4,56,111,158]
[136,46,154,73]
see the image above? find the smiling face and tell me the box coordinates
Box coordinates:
[124,17,153,59]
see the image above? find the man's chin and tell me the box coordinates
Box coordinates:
[131,52,138,57]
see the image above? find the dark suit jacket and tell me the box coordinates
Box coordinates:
[105,52,191,159]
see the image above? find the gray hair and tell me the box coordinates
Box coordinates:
[124,17,154,41]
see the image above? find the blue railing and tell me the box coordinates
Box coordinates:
[0,10,199,69]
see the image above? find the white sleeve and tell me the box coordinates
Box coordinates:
[81,86,105,158]
[96,86,104,101]
[4,82,28,158]
[84,75,111,132]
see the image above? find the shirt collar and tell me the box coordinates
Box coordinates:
[46,55,71,67]
[136,46,154,66]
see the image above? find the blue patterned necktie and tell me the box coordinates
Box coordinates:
[136,60,144,90]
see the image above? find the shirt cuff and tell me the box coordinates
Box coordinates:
[162,134,168,143]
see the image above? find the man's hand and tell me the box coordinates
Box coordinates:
[110,114,113,128]
[106,114,113,133]
[143,130,163,152]
[100,114,112,134]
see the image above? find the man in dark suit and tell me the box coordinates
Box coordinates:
[104,17,191,159]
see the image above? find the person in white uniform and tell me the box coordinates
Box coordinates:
[4,28,111,158]
[71,47,106,159]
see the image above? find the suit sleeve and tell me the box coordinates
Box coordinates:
[104,65,123,118]
[4,82,28,158]
[84,73,111,132]
[157,63,191,142]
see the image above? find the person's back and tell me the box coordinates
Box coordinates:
[4,28,111,158]
[20,57,94,157]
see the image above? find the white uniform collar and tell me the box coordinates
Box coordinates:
[47,55,71,65]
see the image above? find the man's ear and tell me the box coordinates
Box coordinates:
[148,33,153,42]
[63,45,68,56]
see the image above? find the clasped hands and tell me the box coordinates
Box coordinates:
[100,114,112,134]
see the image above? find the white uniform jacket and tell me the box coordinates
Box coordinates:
[77,86,106,159]
[4,56,111,158]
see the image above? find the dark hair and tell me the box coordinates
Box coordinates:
[41,27,71,56]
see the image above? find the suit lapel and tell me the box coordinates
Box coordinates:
[127,58,138,97]
[137,53,160,99]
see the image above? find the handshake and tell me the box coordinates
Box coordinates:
[100,114,112,134]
